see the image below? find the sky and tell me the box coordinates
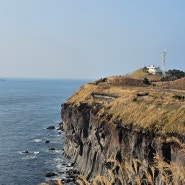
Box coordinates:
[0,0,185,79]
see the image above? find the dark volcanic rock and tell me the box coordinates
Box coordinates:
[66,162,74,167]
[46,126,55,129]
[61,102,185,184]
[48,147,55,151]
[22,150,29,154]
[45,140,50,144]
[45,172,57,177]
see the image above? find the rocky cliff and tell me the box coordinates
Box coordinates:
[61,76,185,184]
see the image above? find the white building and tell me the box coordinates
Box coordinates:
[147,65,162,74]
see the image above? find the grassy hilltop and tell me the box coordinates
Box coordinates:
[67,73,185,136]
[128,68,162,81]
[63,69,185,185]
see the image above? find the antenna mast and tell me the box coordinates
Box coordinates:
[162,49,167,77]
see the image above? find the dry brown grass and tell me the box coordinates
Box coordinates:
[107,76,146,86]
[128,68,162,81]
[66,76,185,135]
[66,76,185,185]
[155,77,185,90]
[77,149,185,185]
[92,176,112,185]
[74,136,185,185]
[77,175,91,185]
[56,179,63,185]
[39,179,63,185]
[154,152,185,185]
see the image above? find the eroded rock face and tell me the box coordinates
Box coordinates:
[61,102,185,184]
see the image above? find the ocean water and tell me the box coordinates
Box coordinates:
[0,78,89,185]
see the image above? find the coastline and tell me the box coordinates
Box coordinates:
[61,76,185,184]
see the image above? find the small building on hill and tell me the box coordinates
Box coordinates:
[147,65,161,74]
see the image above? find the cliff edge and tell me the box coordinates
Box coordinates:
[61,76,185,184]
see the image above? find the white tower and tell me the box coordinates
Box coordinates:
[161,49,167,77]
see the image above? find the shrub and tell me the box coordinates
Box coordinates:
[143,77,150,85]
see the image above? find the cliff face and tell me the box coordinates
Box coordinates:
[61,102,185,184]
[61,77,185,184]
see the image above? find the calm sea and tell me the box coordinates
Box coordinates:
[0,78,90,185]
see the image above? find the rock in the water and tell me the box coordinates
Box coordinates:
[45,172,57,177]
[46,126,55,129]
[49,147,55,151]
[45,140,50,144]
[66,162,74,167]
[22,150,29,154]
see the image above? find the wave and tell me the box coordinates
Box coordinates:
[31,138,42,143]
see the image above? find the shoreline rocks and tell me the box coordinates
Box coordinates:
[46,126,55,130]
[45,172,57,178]
[39,122,78,185]
[41,167,79,185]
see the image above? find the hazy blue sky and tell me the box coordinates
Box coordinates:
[0,0,185,79]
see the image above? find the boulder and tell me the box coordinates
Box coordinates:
[45,172,57,178]
[46,126,55,129]
[22,150,29,154]
[48,147,55,151]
